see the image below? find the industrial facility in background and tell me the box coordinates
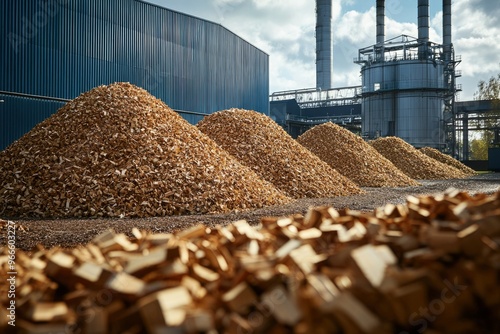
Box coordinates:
[354,0,459,150]
[270,0,498,169]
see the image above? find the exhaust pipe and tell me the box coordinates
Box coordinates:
[418,0,429,60]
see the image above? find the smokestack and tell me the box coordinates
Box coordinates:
[376,0,385,45]
[443,0,452,61]
[418,0,430,59]
[316,0,333,90]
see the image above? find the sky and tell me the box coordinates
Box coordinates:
[146,0,500,101]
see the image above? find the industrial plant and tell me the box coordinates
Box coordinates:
[270,0,499,169]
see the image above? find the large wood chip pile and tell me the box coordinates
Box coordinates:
[1,189,499,333]
[297,122,419,187]
[420,147,476,176]
[197,109,362,199]
[370,137,469,180]
[0,83,290,218]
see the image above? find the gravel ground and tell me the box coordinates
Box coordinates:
[3,173,499,251]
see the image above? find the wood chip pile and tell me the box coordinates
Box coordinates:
[1,189,499,333]
[420,147,476,176]
[0,83,290,218]
[370,137,469,180]
[297,122,419,187]
[197,109,362,199]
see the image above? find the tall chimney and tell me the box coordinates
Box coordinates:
[443,0,452,61]
[316,0,333,90]
[418,0,430,59]
[376,0,385,45]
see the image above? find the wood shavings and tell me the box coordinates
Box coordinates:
[197,109,362,198]
[297,122,420,187]
[0,83,290,218]
[370,137,470,180]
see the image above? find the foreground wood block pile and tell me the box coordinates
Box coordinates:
[0,83,290,218]
[197,108,362,199]
[297,122,419,187]
[1,189,499,333]
[371,137,470,180]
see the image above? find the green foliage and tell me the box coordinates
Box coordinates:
[469,138,488,160]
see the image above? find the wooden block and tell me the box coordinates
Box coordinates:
[331,292,386,334]
[105,272,146,298]
[184,309,214,332]
[290,244,317,275]
[306,273,340,311]
[457,224,484,257]
[44,251,75,283]
[227,312,253,334]
[233,220,264,240]
[425,227,460,253]
[387,282,428,326]
[73,262,113,287]
[192,263,220,283]
[181,276,207,300]
[261,285,302,326]
[177,224,207,240]
[275,239,302,260]
[158,259,188,279]
[138,286,192,330]
[17,319,71,334]
[26,301,69,322]
[124,248,167,276]
[222,281,257,314]
[298,228,322,240]
[350,244,395,287]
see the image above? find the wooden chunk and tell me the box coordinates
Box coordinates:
[222,282,258,314]
[351,245,395,287]
[261,285,302,326]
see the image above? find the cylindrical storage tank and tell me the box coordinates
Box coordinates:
[361,60,445,148]
[316,0,333,90]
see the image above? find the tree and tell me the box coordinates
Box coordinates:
[470,66,500,159]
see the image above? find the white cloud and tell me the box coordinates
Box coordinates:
[150,0,500,100]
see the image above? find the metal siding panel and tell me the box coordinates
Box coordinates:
[1,0,269,148]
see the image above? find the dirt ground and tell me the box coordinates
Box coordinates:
[2,173,499,251]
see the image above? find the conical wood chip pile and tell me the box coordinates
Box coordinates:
[370,137,469,180]
[0,83,290,218]
[297,122,419,187]
[1,189,499,333]
[197,109,362,199]
[420,147,476,176]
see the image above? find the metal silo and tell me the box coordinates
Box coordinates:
[316,0,333,90]
[355,0,460,149]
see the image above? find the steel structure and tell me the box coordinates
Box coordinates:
[0,0,269,150]
[315,0,334,90]
[354,0,461,149]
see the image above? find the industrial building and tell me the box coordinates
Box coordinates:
[272,0,460,149]
[270,0,499,168]
[0,0,269,150]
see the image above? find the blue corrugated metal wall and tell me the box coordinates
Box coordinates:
[0,0,269,150]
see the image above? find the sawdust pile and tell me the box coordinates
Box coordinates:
[370,137,469,180]
[420,147,476,176]
[297,122,419,187]
[197,109,362,199]
[0,83,290,218]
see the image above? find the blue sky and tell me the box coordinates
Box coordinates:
[146,0,500,101]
